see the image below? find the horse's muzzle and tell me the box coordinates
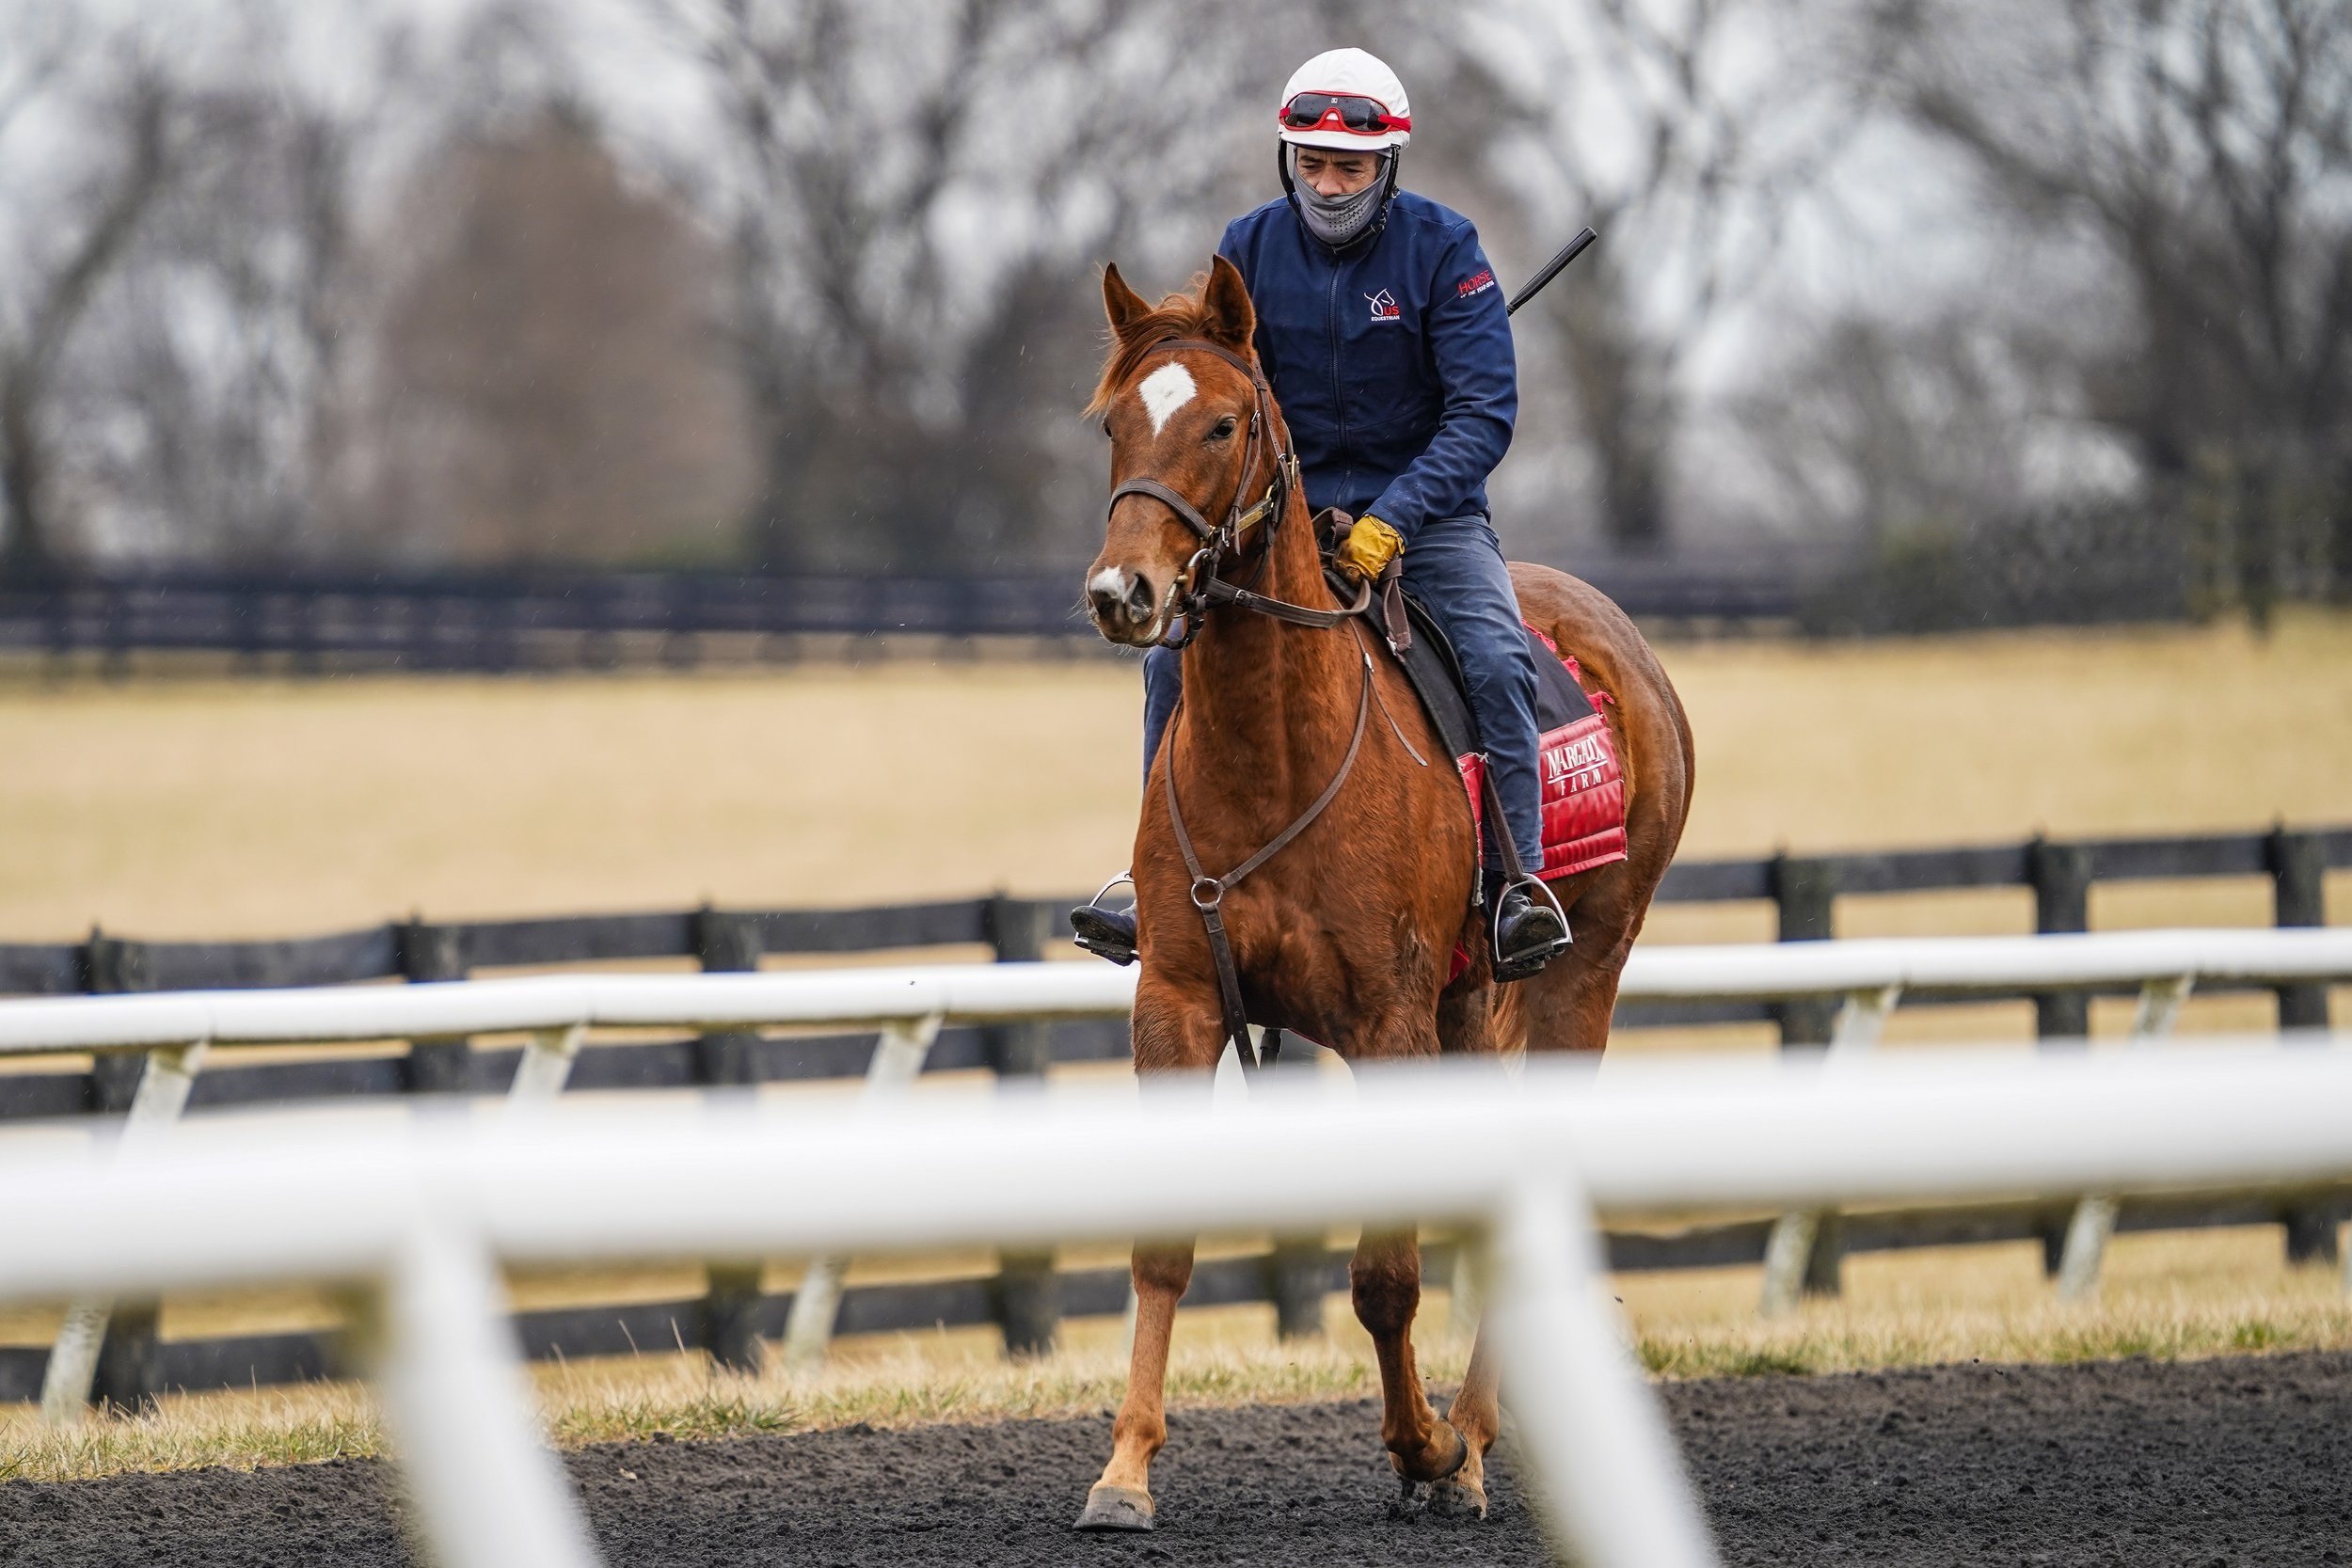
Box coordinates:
[1086,564,1164,645]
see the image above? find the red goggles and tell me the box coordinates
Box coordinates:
[1279,91,1411,136]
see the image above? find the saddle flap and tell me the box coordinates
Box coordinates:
[1376,587,1629,885]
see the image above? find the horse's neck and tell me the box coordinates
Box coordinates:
[1176,499,1357,797]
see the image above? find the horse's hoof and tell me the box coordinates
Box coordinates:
[1073,1483,1155,1532]
[1390,1418,1471,1485]
[1427,1478,1488,1520]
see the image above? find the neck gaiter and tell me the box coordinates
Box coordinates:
[1289,146,1391,249]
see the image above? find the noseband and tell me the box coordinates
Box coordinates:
[1103,337,1364,647]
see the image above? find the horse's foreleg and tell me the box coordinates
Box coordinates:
[1353,1227,1469,1486]
[1075,1239,1195,1530]
[1077,983,1218,1532]
[1432,1318,1500,1517]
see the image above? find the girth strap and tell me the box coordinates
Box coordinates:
[1162,652,1374,1070]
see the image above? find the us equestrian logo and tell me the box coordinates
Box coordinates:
[1365,289,1401,321]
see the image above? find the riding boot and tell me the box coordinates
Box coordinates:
[1490,878,1570,982]
[1071,905,1138,966]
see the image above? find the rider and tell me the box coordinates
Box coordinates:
[1074,46,1570,982]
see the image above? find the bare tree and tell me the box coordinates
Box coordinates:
[1867,0,2352,615]
[1399,0,1863,553]
[1735,308,2132,540]
[2,1,611,571]
[0,18,176,581]
[359,109,758,565]
[630,0,1260,571]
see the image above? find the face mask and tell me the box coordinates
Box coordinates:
[1288,146,1391,249]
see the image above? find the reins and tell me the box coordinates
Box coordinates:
[1107,334,1382,1071]
[1161,657,1369,1072]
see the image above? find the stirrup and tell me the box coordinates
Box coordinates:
[1491,874,1571,983]
[1070,872,1138,966]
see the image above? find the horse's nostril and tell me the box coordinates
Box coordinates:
[1086,568,1132,626]
[1085,567,1158,634]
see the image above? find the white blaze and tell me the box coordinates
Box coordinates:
[1137,362,1197,436]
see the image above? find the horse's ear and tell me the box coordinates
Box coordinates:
[1103,263,1152,338]
[1203,254,1256,353]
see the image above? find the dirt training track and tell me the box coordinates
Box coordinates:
[6,1352,2349,1566]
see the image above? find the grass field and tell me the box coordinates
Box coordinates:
[4,612,2348,942]
[2,613,2348,1480]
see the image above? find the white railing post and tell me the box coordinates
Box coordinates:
[370,1221,599,1568]
[504,1024,588,1113]
[2056,974,2195,1300]
[2128,973,2197,1039]
[1756,1209,1821,1321]
[40,1039,209,1425]
[1447,1234,1486,1338]
[781,1011,945,1372]
[1827,984,1904,1059]
[1483,1169,1720,1568]
[1759,984,1899,1317]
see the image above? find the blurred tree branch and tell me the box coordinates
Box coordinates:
[1414,0,1864,552]
[0,59,175,581]
[1866,0,2352,619]
[634,0,1256,570]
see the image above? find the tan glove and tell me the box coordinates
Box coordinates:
[1335,515,1404,581]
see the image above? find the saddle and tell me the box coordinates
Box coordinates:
[1333,514,1630,894]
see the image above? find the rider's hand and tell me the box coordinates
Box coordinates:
[1335,515,1404,582]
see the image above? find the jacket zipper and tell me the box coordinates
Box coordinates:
[1325,248,1349,491]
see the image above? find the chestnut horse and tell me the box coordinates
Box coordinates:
[1074,256,1694,1531]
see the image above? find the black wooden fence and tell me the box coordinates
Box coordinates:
[0,562,1804,673]
[3,822,2345,1408]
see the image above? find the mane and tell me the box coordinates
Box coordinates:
[1087,276,1226,418]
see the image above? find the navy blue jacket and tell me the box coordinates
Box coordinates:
[1217,190,1516,542]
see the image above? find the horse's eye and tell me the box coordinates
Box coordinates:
[1100,418,1112,438]
[1208,416,1238,442]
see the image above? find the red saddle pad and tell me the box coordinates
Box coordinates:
[1457,625,1629,881]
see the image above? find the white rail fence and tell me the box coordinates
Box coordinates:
[3,927,2348,1419]
[5,1048,2352,1568]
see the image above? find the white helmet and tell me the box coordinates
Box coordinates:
[1277,48,1412,152]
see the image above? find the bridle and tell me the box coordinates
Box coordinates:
[1102,336,1366,649]
[1100,334,1379,1072]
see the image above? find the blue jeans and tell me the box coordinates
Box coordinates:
[1142,512,1545,876]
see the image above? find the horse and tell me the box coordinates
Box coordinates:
[1073,255,1695,1531]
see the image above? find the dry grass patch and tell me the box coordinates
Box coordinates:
[4,612,2347,940]
[7,1227,2349,1483]
[1622,1226,2352,1377]
[0,1305,1446,1484]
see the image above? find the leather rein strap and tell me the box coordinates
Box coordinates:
[1203,571,1369,626]
[1163,656,1371,1072]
